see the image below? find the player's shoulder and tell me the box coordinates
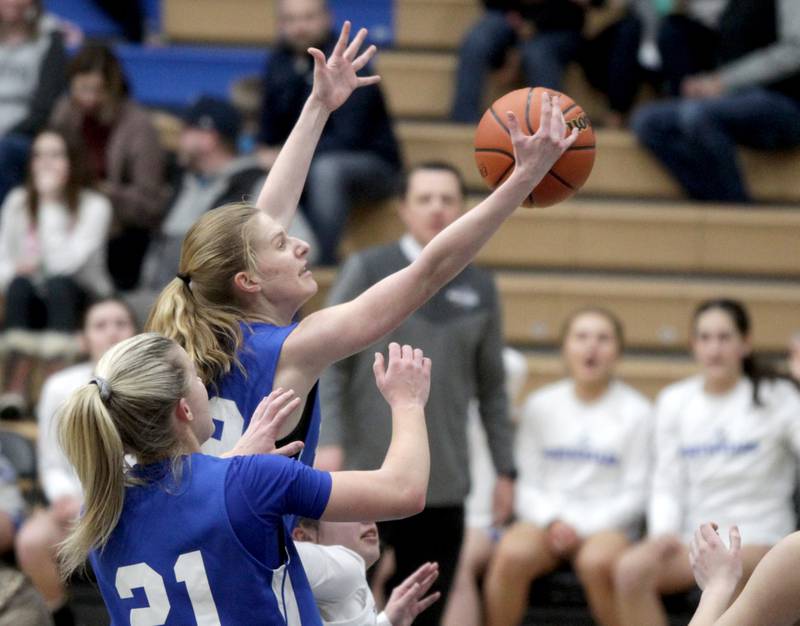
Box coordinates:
[524,379,571,413]
[610,379,653,414]
[656,375,703,410]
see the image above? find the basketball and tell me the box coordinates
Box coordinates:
[474,87,595,207]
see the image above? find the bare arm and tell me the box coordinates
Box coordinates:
[285,93,578,377]
[321,343,431,522]
[256,21,379,227]
[691,528,800,626]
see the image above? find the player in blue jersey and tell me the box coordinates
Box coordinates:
[145,21,577,466]
[57,334,432,625]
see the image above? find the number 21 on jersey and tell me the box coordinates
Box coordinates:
[115,550,220,626]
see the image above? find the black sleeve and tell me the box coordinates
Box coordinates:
[10,31,68,137]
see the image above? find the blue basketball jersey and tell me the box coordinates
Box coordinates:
[203,322,321,469]
[90,454,330,625]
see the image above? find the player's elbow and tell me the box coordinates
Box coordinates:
[397,485,427,517]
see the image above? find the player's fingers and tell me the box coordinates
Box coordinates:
[373,352,386,386]
[356,75,381,87]
[506,111,523,144]
[265,396,302,433]
[700,522,721,546]
[273,440,304,457]
[417,570,439,594]
[561,126,579,149]
[332,20,351,58]
[251,390,277,423]
[413,347,424,366]
[307,47,326,69]
[352,44,376,71]
[549,94,565,141]
[422,356,432,377]
[401,343,413,362]
[730,525,742,555]
[415,591,441,613]
[536,91,552,137]
[344,27,368,60]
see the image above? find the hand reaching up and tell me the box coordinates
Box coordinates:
[308,20,380,113]
[373,343,432,410]
[689,522,743,593]
[507,92,578,185]
[384,562,441,626]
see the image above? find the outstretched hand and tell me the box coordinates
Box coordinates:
[507,92,578,184]
[373,343,432,409]
[308,20,380,113]
[384,562,441,626]
[689,522,743,592]
[227,388,304,457]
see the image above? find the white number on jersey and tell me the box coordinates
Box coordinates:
[203,397,245,456]
[114,550,221,626]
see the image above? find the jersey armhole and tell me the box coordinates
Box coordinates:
[275,382,318,458]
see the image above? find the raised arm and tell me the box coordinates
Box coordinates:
[321,343,431,522]
[256,21,379,227]
[287,92,578,376]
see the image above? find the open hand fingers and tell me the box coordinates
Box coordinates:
[506,110,525,146]
[263,395,302,435]
[307,47,326,69]
[332,20,351,58]
[356,75,381,87]
[251,388,285,423]
[372,351,386,388]
[700,522,723,547]
[729,525,742,556]
[343,27,368,61]
[548,94,565,141]
[535,91,552,139]
[273,440,304,457]
[415,591,441,614]
[352,43,377,71]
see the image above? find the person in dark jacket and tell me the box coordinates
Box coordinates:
[631,0,800,203]
[257,0,401,265]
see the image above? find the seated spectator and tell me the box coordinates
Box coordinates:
[614,298,800,626]
[450,0,604,124]
[257,0,401,265]
[583,0,724,127]
[49,43,169,290]
[293,518,440,625]
[0,0,67,205]
[128,95,317,321]
[631,0,800,203]
[0,129,112,418]
[483,308,653,626]
[14,296,136,626]
[442,347,528,626]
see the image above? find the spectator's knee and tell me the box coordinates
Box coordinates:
[14,518,51,565]
[575,546,615,583]
[614,546,656,596]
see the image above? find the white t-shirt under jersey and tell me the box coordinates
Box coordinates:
[649,376,800,545]
[515,379,653,538]
[295,542,391,626]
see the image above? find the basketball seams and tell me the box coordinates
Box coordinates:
[489,106,511,135]
[474,148,515,159]
[547,169,576,190]
[566,145,596,151]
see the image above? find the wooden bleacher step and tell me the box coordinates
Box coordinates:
[305,268,800,352]
[341,199,800,277]
[397,122,800,203]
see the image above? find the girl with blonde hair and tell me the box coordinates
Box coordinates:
[146,20,578,466]
[58,335,433,624]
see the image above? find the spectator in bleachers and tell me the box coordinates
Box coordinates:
[450,0,604,124]
[614,298,800,626]
[128,95,317,322]
[631,0,800,203]
[442,347,528,626]
[0,0,67,206]
[13,296,135,626]
[582,0,725,128]
[256,0,401,265]
[483,308,652,626]
[50,43,169,290]
[0,128,112,418]
[316,161,516,626]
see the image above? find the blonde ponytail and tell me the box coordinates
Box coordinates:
[146,203,263,385]
[58,333,189,578]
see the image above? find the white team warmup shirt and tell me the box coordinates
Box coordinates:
[295,542,391,626]
[515,379,653,538]
[649,376,800,545]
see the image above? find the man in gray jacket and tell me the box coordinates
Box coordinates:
[317,162,516,625]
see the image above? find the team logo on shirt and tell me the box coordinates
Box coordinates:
[542,447,619,466]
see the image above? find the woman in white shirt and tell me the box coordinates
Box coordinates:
[14,297,136,625]
[614,298,800,626]
[484,308,653,626]
[0,128,112,416]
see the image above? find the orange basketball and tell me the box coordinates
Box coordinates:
[474,87,595,207]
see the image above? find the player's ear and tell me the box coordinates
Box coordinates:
[175,397,193,423]
[292,526,315,543]
[233,270,261,294]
